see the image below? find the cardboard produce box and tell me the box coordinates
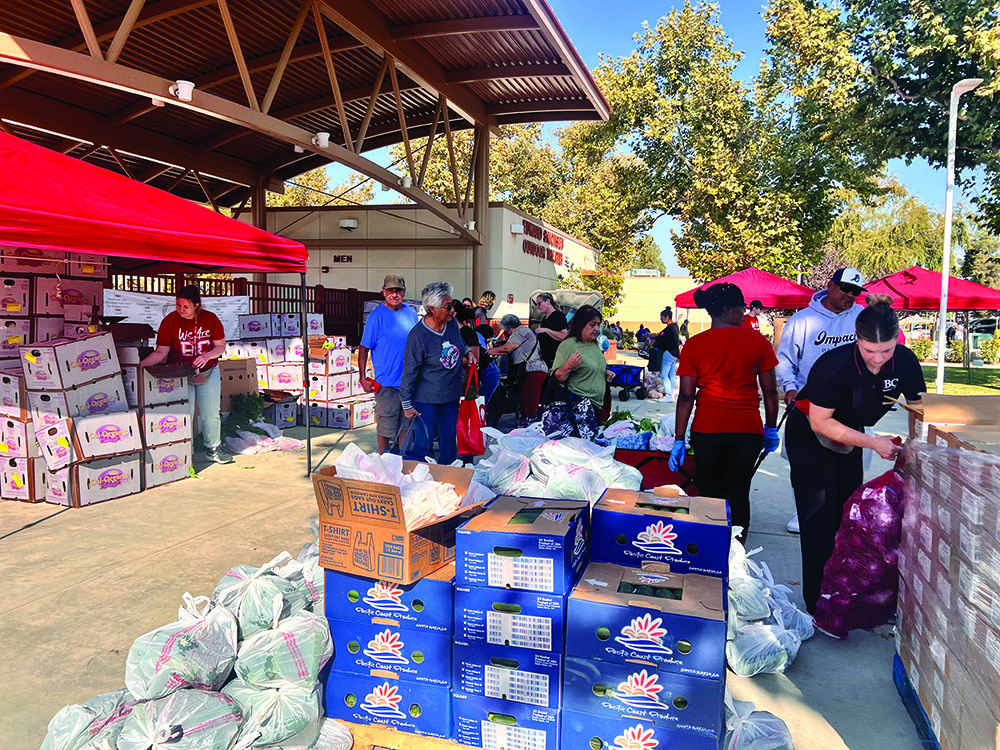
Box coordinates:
[238,313,271,339]
[453,640,562,708]
[144,441,193,489]
[456,496,589,595]
[561,710,721,750]
[312,461,486,584]
[903,393,1000,443]
[566,561,727,681]
[34,277,104,316]
[46,452,142,507]
[265,338,287,364]
[0,247,64,274]
[223,341,248,360]
[141,402,192,447]
[305,313,325,336]
[0,456,46,502]
[324,671,452,739]
[322,564,454,632]
[134,367,188,408]
[272,313,299,337]
[0,367,28,420]
[453,583,567,653]
[218,358,258,413]
[327,397,375,430]
[268,363,301,391]
[326,619,452,685]
[326,372,353,400]
[590,488,731,578]
[244,340,270,367]
[34,316,66,342]
[306,374,328,402]
[1,318,32,356]
[285,337,305,364]
[35,420,76,471]
[0,417,40,458]
[19,332,120,390]
[71,411,143,461]
[63,322,100,339]
[263,400,296,429]
[66,252,108,279]
[452,692,559,750]
[27,373,129,426]
[64,304,96,323]
[0,277,30,316]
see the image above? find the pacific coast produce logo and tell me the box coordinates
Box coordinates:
[613,725,659,750]
[97,468,126,489]
[60,288,88,305]
[363,581,409,612]
[360,683,405,719]
[362,629,408,664]
[158,416,180,433]
[94,424,125,443]
[86,393,113,413]
[158,455,180,473]
[613,670,669,711]
[615,614,673,655]
[633,521,681,556]
[76,350,104,372]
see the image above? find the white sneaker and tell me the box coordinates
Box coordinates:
[660,394,674,403]
[786,513,800,534]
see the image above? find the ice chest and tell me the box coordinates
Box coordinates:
[19,333,121,390]
[313,462,490,584]
[323,564,454,632]
[591,488,730,577]
[562,656,724,739]
[454,584,566,653]
[561,710,723,750]
[452,692,560,750]
[1,456,46,501]
[46,452,142,507]
[453,640,563,708]
[324,671,451,739]
[144,441,193,488]
[456,496,589,595]
[567,562,726,680]
[328,619,451,685]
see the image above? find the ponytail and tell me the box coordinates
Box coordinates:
[856,294,898,343]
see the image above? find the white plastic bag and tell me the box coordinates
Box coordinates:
[223,678,322,749]
[125,604,238,700]
[487,450,532,495]
[772,585,815,641]
[724,689,794,750]
[728,576,771,622]
[314,719,354,750]
[214,552,301,638]
[543,464,607,504]
[529,438,615,481]
[235,611,333,689]
[726,624,794,677]
[41,689,136,750]
[117,689,244,750]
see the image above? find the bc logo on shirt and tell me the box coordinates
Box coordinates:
[440,340,460,369]
[883,378,899,391]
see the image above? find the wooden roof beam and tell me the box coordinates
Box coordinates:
[445,63,571,84]
[390,16,539,41]
[494,111,603,125]
[485,99,594,116]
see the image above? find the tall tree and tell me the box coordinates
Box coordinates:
[961,216,1000,288]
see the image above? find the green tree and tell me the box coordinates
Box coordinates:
[267,167,375,207]
[961,216,1000,288]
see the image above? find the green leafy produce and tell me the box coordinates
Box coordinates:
[223,392,268,438]
[606,409,635,427]
[638,417,656,433]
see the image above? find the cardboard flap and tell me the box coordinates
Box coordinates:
[598,487,728,526]
[919,393,1000,426]
[146,362,195,378]
[460,495,586,534]
[572,561,725,621]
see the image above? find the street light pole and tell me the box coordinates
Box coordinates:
[935,77,983,394]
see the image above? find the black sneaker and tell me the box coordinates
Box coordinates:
[206,448,235,465]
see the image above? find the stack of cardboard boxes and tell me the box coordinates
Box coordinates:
[303,344,375,430]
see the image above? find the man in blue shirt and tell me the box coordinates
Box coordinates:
[359,274,419,453]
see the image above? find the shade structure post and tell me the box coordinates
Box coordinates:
[301,272,311,476]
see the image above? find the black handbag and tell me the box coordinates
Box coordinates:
[647,347,663,371]
[508,337,539,381]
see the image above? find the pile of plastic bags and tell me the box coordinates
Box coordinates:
[724,689,794,750]
[474,427,642,504]
[226,422,306,456]
[813,468,904,639]
[726,528,814,677]
[41,529,351,750]
[593,414,676,453]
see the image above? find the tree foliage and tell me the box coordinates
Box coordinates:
[961,215,1000,288]
[267,167,375,208]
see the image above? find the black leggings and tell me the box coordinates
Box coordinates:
[785,408,863,614]
[690,431,763,536]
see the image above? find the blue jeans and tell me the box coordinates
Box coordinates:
[408,400,460,465]
[660,351,678,393]
[480,364,500,409]
[189,366,222,451]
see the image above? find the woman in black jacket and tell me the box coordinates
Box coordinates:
[651,306,681,402]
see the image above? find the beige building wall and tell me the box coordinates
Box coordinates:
[616,276,712,335]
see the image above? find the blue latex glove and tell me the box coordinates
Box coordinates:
[669,439,686,471]
[763,426,780,456]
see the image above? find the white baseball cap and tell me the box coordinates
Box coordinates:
[831,267,866,293]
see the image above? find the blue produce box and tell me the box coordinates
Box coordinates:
[456,496,589,595]
[562,657,724,739]
[590,488,730,577]
[324,670,451,739]
[452,692,560,750]
[328,618,451,685]
[566,561,726,680]
[455,583,566,652]
[453,639,563,708]
[323,564,454,632]
[561,709,722,750]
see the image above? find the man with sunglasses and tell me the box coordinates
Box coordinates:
[776,267,866,533]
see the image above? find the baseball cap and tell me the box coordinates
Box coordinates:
[831,267,866,293]
[749,299,764,310]
[382,274,406,290]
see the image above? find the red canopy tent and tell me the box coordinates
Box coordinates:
[859,266,1000,310]
[0,132,306,273]
[675,267,815,309]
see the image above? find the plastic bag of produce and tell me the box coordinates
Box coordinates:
[214,552,301,638]
[543,464,607,504]
[314,719,354,750]
[487,450,532,495]
[125,603,238,700]
[529,438,615,481]
[728,576,771,623]
[41,689,136,750]
[726,624,794,677]
[724,689,794,750]
[117,689,243,750]
[595,458,642,490]
[772,585,815,641]
[235,611,333,689]
[223,678,321,749]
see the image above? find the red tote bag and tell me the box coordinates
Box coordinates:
[457,368,486,456]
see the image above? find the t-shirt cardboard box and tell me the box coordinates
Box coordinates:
[0,246,64,274]
[456,496,590,595]
[19,332,121,389]
[322,564,455,632]
[238,313,272,339]
[27,373,129,425]
[566,561,726,681]
[0,417,40,458]
[0,456,46,502]
[46,452,143,507]
[218,358,258,413]
[66,252,109,279]
[141,402,193,447]
[34,316,66,342]
[452,692,560,750]
[0,367,29,420]
[323,671,452,739]
[1,318,32,356]
[33,277,104,316]
[453,640,563,708]
[326,618,452,685]
[590,488,731,578]
[312,461,487,584]
[0,277,30,316]
[144,441,193,489]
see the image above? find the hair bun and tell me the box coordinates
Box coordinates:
[865,293,894,308]
[692,289,707,308]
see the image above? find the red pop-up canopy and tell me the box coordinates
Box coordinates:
[861,266,1000,310]
[0,132,306,273]
[675,267,815,309]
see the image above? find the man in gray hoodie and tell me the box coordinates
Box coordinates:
[776,267,866,533]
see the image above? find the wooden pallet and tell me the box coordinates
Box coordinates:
[892,653,942,750]
[341,721,463,750]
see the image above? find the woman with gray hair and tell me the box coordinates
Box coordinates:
[487,314,548,422]
[400,281,471,464]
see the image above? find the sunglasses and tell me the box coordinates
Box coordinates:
[836,282,864,296]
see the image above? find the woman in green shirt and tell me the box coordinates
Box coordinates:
[552,305,612,421]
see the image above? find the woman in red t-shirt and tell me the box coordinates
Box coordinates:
[140,285,233,464]
[669,283,780,539]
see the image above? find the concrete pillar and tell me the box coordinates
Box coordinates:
[472,125,491,297]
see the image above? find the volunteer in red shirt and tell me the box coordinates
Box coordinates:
[742,299,764,332]
[670,283,780,541]
[141,285,233,464]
